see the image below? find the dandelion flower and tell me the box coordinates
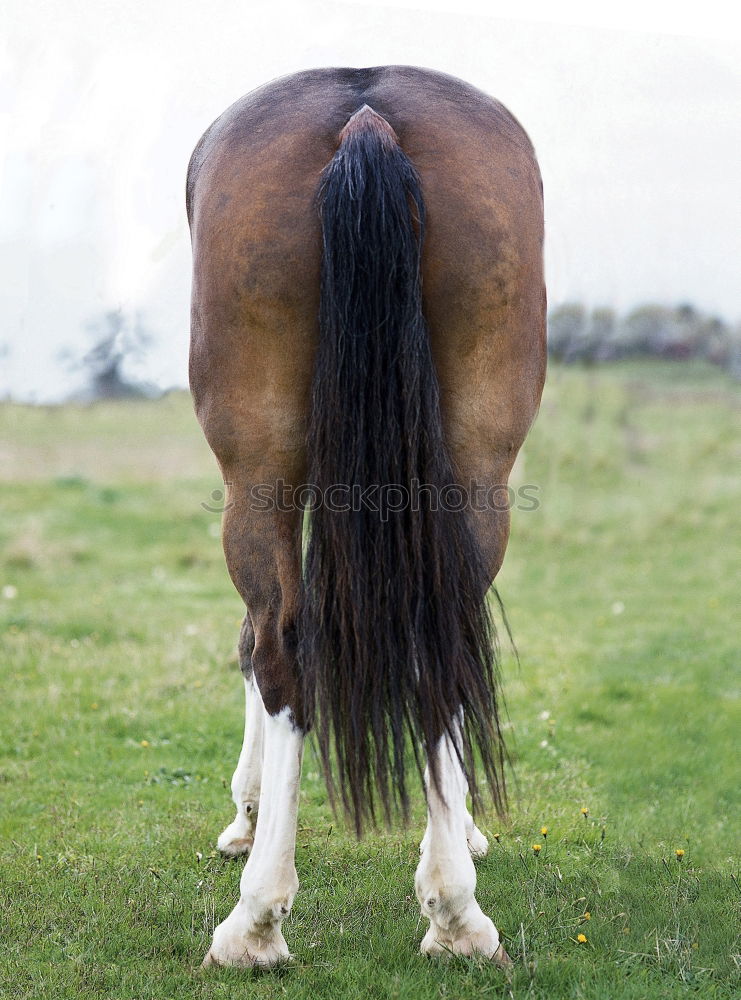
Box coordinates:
[583,911,591,921]
[577,933,587,944]
[675,848,685,860]
[580,806,589,817]
[540,826,548,837]
[140,739,150,748]
[493,833,501,843]
[532,843,542,854]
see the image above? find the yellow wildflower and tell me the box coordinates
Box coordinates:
[532,843,542,854]
[580,806,589,817]
[582,911,591,921]
[675,848,685,860]
[493,833,501,842]
[577,933,587,943]
[541,826,548,837]
[140,739,150,748]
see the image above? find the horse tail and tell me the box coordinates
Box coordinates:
[299,105,505,835]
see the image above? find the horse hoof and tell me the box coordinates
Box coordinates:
[466,826,489,859]
[204,905,293,969]
[217,835,254,858]
[494,943,513,970]
[201,942,290,969]
[420,907,508,967]
[217,817,255,857]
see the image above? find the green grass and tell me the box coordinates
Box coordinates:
[1,361,739,999]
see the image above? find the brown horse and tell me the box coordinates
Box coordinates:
[187,65,546,969]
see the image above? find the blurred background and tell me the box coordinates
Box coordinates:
[1,0,740,401]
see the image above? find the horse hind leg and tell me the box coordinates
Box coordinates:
[414,477,516,964]
[414,730,511,966]
[205,706,303,967]
[217,616,265,858]
[419,760,489,860]
[417,496,511,871]
[203,490,305,968]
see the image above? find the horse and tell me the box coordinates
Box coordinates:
[187,65,546,969]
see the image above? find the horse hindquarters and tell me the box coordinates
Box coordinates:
[189,65,546,969]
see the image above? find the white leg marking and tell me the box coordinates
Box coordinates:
[419,765,489,860]
[415,735,510,965]
[204,705,303,968]
[217,674,265,857]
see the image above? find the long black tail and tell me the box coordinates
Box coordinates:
[299,105,505,834]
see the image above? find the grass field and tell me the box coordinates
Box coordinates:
[1,361,739,999]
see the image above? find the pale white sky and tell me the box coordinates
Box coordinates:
[1,0,740,400]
